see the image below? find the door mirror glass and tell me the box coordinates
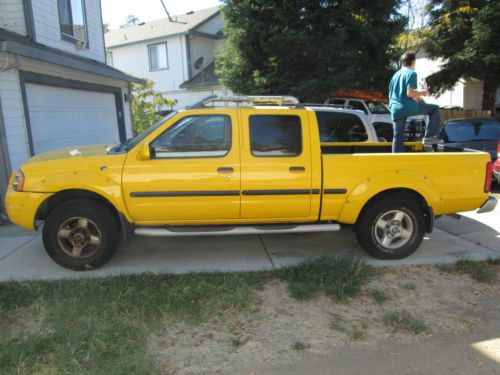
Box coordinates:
[137,142,151,160]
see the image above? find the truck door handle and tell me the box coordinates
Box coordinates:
[217,167,234,173]
[289,166,305,172]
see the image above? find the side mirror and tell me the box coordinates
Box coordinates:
[137,142,151,160]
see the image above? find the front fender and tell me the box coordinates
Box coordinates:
[337,169,443,224]
[30,171,132,222]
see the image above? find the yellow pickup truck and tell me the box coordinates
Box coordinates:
[4,96,497,270]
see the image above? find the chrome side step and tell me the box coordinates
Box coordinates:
[134,223,340,237]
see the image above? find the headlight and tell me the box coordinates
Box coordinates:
[12,170,25,191]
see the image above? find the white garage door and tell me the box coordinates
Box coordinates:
[26,84,120,154]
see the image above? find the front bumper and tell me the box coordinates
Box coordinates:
[477,196,498,214]
[4,189,52,230]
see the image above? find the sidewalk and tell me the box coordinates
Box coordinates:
[0,205,499,282]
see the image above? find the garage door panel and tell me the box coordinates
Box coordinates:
[26,84,120,155]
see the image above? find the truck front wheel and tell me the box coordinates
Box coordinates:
[42,199,120,270]
[355,197,425,259]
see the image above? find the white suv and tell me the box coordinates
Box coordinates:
[325,97,426,142]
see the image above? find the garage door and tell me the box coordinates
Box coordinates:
[26,84,121,154]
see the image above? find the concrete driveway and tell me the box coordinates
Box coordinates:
[0,200,499,282]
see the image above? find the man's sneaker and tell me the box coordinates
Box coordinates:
[422,136,443,145]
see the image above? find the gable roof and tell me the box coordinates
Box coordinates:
[105,6,221,49]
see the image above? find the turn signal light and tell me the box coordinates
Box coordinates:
[12,171,25,192]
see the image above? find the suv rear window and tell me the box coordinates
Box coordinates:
[315,112,368,142]
[442,120,500,142]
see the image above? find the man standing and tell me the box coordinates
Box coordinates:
[388,52,441,152]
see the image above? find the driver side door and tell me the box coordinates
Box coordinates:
[122,111,241,224]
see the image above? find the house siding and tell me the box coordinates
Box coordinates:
[0,0,26,35]
[31,0,105,62]
[0,52,132,171]
[195,14,223,34]
[110,36,188,92]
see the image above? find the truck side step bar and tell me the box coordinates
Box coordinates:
[134,223,341,237]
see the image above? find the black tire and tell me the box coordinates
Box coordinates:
[355,196,425,260]
[42,199,120,270]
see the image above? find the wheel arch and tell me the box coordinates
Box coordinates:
[355,188,434,233]
[36,189,134,240]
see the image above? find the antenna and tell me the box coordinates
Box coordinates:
[159,0,187,24]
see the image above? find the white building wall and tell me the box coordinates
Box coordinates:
[0,54,30,172]
[0,0,26,35]
[189,35,216,73]
[109,36,187,93]
[463,80,483,110]
[415,49,465,108]
[164,86,232,109]
[196,14,223,34]
[31,0,105,62]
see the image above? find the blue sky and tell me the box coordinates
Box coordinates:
[101,0,222,30]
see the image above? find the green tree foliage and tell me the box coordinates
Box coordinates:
[130,80,175,135]
[424,0,500,110]
[216,0,405,101]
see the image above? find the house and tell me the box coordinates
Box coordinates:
[414,49,485,110]
[0,0,142,199]
[104,6,231,110]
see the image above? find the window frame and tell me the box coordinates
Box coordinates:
[348,100,368,114]
[150,114,233,160]
[316,111,369,143]
[249,114,303,158]
[148,42,169,71]
[57,0,89,47]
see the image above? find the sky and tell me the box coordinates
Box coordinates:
[101,0,222,30]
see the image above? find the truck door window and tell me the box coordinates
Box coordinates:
[249,115,302,157]
[316,112,368,142]
[150,115,231,158]
[348,100,368,114]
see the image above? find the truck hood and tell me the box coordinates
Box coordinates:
[23,144,117,164]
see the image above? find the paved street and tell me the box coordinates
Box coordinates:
[0,198,499,281]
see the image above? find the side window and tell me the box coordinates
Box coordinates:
[316,112,368,142]
[151,115,231,158]
[249,115,302,157]
[348,100,368,114]
[331,99,346,105]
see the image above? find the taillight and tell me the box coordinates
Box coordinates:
[495,142,500,171]
[484,162,492,193]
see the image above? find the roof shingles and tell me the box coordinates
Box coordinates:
[105,6,221,48]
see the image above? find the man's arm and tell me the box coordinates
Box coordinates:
[407,87,429,99]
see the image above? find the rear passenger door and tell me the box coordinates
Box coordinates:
[240,109,314,219]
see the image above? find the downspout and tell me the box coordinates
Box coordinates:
[185,34,192,80]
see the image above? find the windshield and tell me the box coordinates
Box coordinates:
[443,120,500,143]
[125,111,177,151]
[366,101,390,114]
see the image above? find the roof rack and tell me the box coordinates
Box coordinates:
[301,103,354,109]
[186,95,301,109]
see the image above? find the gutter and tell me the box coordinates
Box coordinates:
[1,40,144,84]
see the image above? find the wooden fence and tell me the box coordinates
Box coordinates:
[440,109,491,124]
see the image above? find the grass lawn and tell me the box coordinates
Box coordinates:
[0,256,371,375]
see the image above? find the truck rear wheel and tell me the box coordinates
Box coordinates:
[42,199,120,270]
[355,197,425,259]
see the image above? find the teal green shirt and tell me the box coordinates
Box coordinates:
[388,67,419,121]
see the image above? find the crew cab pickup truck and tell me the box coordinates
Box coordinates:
[5,95,497,270]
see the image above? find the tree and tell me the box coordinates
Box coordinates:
[130,80,176,135]
[423,0,500,110]
[121,15,140,28]
[397,0,430,52]
[216,0,406,102]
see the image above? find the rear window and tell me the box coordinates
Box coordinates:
[442,120,500,143]
[366,101,390,114]
[316,111,368,142]
[249,115,302,157]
